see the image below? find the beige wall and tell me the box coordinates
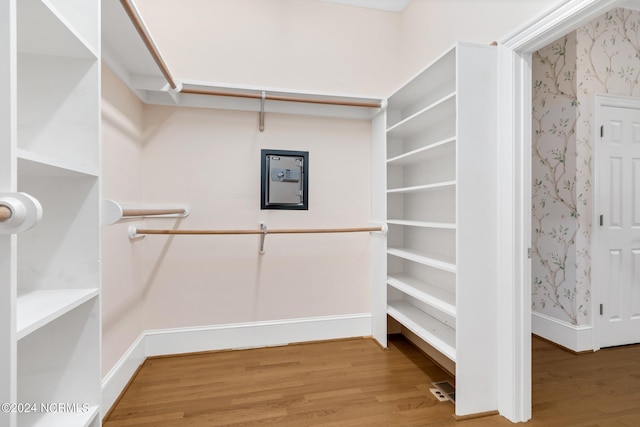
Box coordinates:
[101,63,146,376]
[140,106,372,329]
[398,0,559,90]
[101,0,565,376]
[134,0,402,97]
[134,0,560,96]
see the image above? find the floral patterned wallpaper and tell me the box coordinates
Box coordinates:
[532,8,640,326]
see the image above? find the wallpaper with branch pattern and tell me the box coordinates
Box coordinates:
[532,8,640,326]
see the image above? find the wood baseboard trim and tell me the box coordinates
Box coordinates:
[453,410,499,421]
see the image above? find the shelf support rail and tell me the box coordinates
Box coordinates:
[128,222,388,254]
[119,0,384,112]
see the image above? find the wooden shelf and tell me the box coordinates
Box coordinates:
[17,289,99,340]
[387,137,456,165]
[387,247,456,273]
[388,300,456,361]
[387,93,456,139]
[387,219,456,229]
[18,149,100,177]
[387,180,456,194]
[388,274,456,317]
[21,404,99,427]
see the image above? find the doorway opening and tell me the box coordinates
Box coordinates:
[497,0,640,422]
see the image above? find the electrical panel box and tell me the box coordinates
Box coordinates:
[261,149,308,210]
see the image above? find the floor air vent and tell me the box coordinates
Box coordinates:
[432,381,455,403]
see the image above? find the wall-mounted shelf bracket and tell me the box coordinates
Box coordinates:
[0,192,43,234]
[167,81,183,104]
[259,221,267,254]
[259,90,266,132]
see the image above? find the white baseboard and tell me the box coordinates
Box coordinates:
[102,313,372,417]
[101,333,146,418]
[532,311,593,352]
[144,313,372,356]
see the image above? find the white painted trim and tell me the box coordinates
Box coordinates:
[101,314,372,418]
[101,333,146,419]
[532,312,594,352]
[144,313,372,356]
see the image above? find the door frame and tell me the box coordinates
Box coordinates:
[496,0,624,422]
[592,93,640,350]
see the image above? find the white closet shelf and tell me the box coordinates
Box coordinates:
[387,180,456,194]
[18,149,99,177]
[24,405,99,427]
[387,219,456,229]
[387,274,456,317]
[386,92,456,139]
[387,247,457,273]
[17,289,99,340]
[387,47,456,113]
[388,300,456,361]
[18,0,98,59]
[387,136,456,165]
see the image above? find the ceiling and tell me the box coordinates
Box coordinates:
[320,0,411,12]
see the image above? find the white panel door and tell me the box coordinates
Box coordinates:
[596,96,640,348]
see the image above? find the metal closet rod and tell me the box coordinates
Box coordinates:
[134,226,382,235]
[120,0,383,109]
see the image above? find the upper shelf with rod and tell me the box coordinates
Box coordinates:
[102,199,189,225]
[102,0,384,123]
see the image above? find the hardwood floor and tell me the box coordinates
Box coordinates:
[103,335,640,426]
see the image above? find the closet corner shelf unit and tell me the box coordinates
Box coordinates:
[3,0,102,426]
[384,42,498,417]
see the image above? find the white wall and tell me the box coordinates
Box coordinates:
[101,64,146,376]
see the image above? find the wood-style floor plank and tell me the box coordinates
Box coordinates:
[104,335,640,426]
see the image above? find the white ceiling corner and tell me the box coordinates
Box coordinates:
[320,0,411,12]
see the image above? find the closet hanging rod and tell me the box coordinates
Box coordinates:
[120,0,178,90]
[132,226,382,236]
[122,208,186,217]
[102,200,190,225]
[0,206,11,222]
[180,88,383,109]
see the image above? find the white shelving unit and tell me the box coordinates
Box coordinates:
[1,0,101,426]
[384,42,498,417]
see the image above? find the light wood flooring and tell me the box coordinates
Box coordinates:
[103,335,640,426]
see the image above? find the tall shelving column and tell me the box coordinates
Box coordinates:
[11,0,101,426]
[0,2,19,427]
[385,42,498,417]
